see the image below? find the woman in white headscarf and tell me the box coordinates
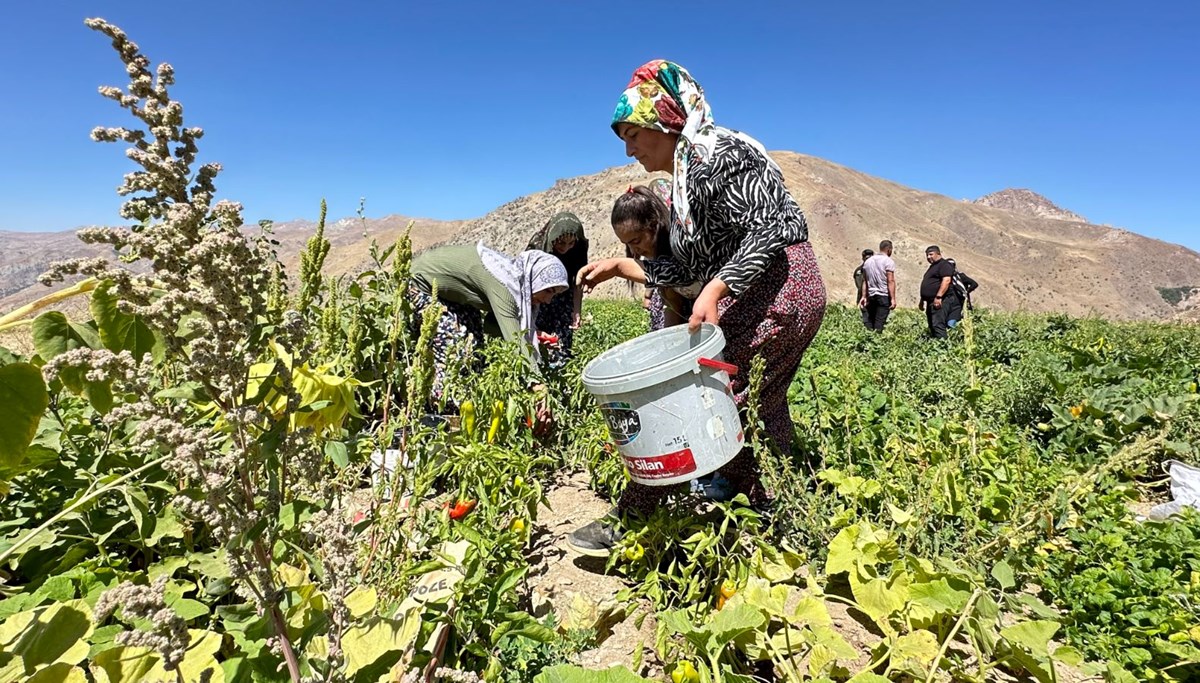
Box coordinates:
[409,242,568,405]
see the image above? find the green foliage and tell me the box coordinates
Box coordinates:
[4,19,1200,681]
[1157,285,1197,306]
[1034,488,1200,682]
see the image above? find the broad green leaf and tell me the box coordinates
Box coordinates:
[710,603,767,648]
[889,630,940,675]
[847,674,890,683]
[534,664,653,683]
[1051,644,1085,665]
[0,601,92,679]
[325,440,349,468]
[886,503,914,525]
[1000,620,1059,658]
[31,312,101,362]
[850,568,909,626]
[122,487,152,542]
[89,629,223,683]
[26,663,88,683]
[806,626,859,677]
[1104,661,1139,683]
[0,363,49,470]
[342,611,420,678]
[345,586,378,619]
[787,595,832,628]
[825,524,861,576]
[170,599,210,621]
[991,560,1016,590]
[908,578,971,615]
[89,280,163,363]
[33,575,77,603]
[741,577,788,615]
[29,312,113,413]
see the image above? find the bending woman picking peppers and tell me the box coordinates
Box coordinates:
[567,59,827,557]
[409,242,568,422]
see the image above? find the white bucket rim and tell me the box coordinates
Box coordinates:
[581,322,726,394]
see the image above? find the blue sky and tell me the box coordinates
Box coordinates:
[1,1,1197,251]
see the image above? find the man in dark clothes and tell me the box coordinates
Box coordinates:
[919,245,961,339]
[853,248,873,327]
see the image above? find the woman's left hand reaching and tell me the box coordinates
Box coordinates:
[577,258,645,293]
[688,279,730,332]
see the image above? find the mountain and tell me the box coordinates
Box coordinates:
[0,215,464,312]
[3,153,1199,321]
[972,188,1089,223]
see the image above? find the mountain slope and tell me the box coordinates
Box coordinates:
[4,153,1198,321]
[445,153,1200,320]
[973,188,1088,223]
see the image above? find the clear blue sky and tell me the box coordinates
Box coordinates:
[1,1,1197,251]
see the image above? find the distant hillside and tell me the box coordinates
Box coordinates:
[0,215,466,311]
[4,153,1199,321]
[972,188,1088,223]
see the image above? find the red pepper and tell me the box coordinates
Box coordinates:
[444,499,476,520]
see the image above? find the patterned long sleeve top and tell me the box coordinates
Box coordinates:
[642,133,809,298]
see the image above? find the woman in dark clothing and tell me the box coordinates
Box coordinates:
[568,59,827,556]
[527,212,588,367]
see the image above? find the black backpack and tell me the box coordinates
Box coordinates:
[945,259,979,309]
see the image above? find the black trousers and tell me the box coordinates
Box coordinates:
[925,296,963,339]
[865,295,891,331]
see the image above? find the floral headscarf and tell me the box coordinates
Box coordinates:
[477,243,568,357]
[612,59,779,235]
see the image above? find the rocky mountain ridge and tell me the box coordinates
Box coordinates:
[4,153,1198,321]
[972,188,1088,223]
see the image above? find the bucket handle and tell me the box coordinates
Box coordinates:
[698,357,738,376]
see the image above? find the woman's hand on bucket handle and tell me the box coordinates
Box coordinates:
[689,279,729,333]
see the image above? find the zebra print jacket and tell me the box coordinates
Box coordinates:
[642,133,809,298]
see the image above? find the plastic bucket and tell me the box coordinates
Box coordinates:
[581,323,743,486]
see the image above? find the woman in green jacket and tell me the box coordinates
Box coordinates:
[410,242,568,406]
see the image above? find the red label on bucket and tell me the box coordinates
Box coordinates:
[623,448,697,480]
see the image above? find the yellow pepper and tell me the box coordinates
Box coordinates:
[487,400,504,444]
[671,661,699,683]
[461,400,476,440]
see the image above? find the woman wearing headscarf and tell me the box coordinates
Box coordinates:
[526,212,588,366]
[409,242,568,406]
[569,60,827,556]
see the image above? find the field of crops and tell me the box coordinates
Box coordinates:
[2,18,1200,683]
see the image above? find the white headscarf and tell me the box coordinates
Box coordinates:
[477,242,568,356]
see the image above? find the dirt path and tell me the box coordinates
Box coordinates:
[527,472,663,678]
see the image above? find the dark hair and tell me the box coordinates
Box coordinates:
[611,186,671,259]
[861,248,874,258]
[925,245,941,255]
[879,240,893,251]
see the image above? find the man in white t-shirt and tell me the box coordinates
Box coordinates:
[858,240,897,332]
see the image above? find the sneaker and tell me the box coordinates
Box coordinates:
[690,473,735,502]
[566,517,624,557]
